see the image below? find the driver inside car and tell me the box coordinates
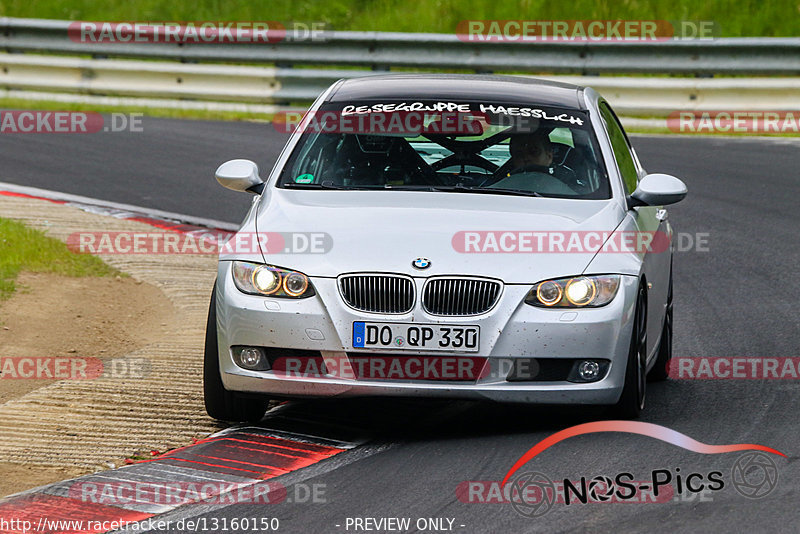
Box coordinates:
[508,131,553,172]
[489,130,578,196]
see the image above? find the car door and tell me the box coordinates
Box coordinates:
[598,101,670,359]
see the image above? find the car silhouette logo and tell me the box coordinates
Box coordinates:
[412,257,431,269]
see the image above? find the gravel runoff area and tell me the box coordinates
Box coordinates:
[0,194,224,471]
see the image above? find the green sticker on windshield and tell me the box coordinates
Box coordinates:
[294,173,315,184]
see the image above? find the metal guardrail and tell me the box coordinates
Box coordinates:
[3,17,800,75]
[1,17,800,119]
[3,53,800,117]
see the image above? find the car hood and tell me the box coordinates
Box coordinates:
[251,189,626,284]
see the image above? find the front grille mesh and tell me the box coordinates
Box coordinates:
[339,274,415,314]
[422,277,501,316]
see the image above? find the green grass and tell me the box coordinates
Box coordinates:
[0,0,797,37]
[627,127,800,137]
[2,1,796,125]
[0,97,274,122]
[0,217,119,300]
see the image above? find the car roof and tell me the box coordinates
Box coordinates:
[326,74,586,110]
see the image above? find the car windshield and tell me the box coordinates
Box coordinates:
[277,100,610,199]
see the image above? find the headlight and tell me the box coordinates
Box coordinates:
[232,261,315,298]
[525,275,620,308]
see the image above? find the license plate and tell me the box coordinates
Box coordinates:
[352,322,480,352]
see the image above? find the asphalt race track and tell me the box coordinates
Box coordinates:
[1,117,799,533]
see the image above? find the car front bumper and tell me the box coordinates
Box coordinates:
[214,261,639,405]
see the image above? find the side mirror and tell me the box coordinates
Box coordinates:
[629,173,687,208]
[215,159,264,194]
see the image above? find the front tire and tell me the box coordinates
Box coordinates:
[203,282,269,423]
[612,282,647,419]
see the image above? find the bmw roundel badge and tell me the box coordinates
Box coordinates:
[412,257,431,269]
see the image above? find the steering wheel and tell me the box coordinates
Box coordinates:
[508,163,553,176]
[431,154,498,173]
[479,162,552,187]
[427,154,497,186]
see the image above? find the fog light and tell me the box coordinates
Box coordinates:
[578,360,601,381]
[232,346,269,370]
[241,348,263,366]
[567,359,610,383]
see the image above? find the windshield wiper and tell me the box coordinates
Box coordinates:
[282,182,543,197]
[430,185,543,197]
[282,181,345,190]
[382,184,440,191]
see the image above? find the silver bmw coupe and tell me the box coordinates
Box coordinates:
[204,74,687,422]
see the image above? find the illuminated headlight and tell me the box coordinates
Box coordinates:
[525,275,620,308]
[253,267,280,294]
[232,261,315,298]
[565,278,596,306]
